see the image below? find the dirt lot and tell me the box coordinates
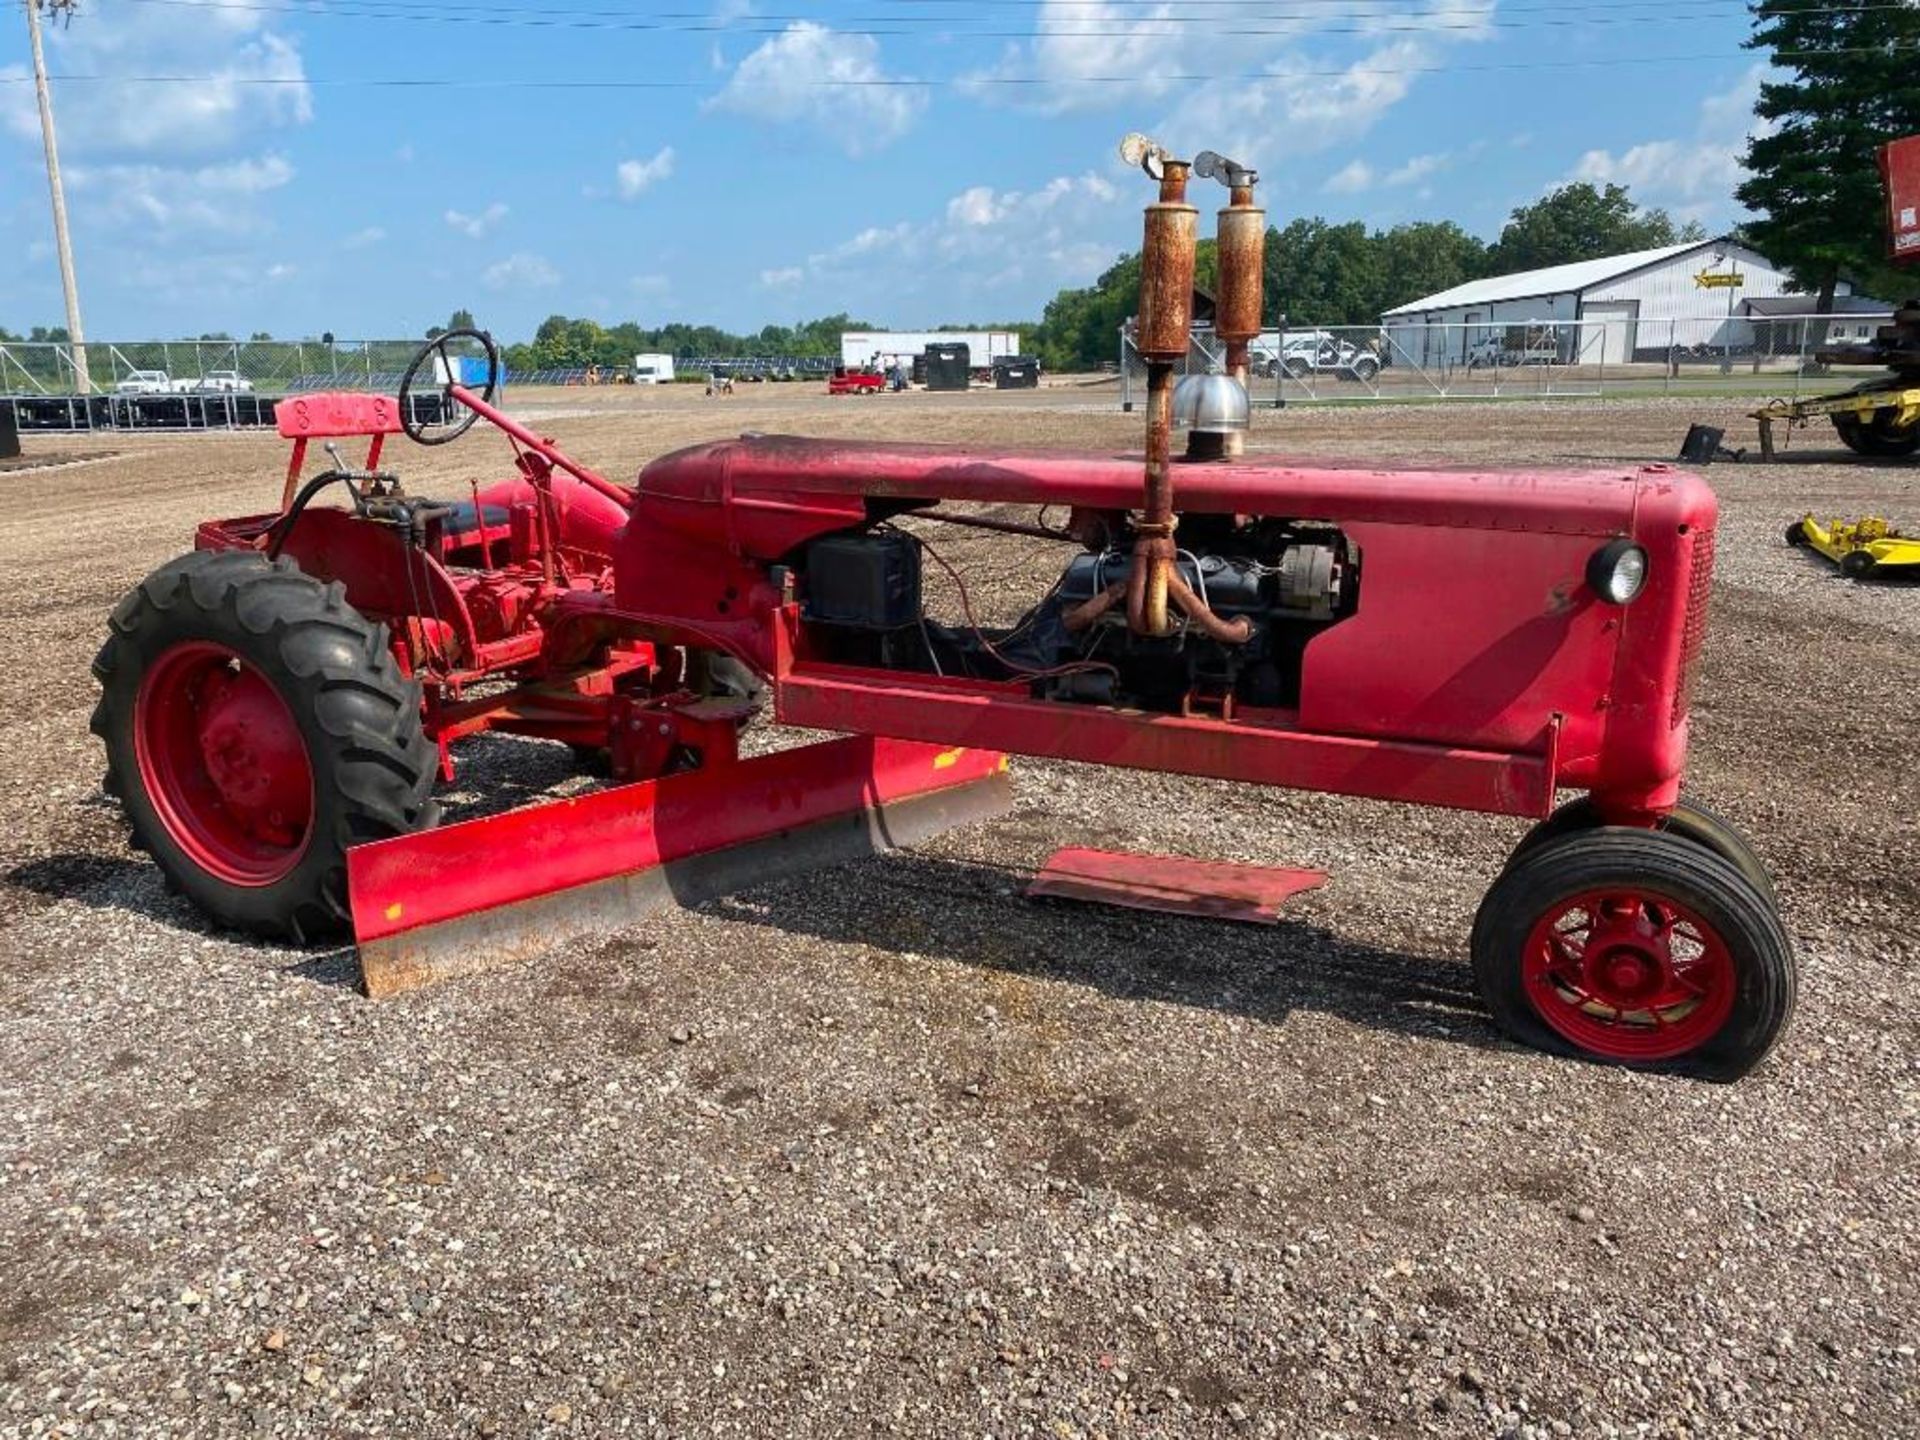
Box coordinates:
[2,385,1916,1438]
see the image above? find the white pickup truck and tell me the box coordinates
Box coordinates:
[114,369,174,395]
[114,369,257,395]
[194,370,254,393]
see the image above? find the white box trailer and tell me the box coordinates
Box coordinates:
[840,331,1021,371]
[632,353,675,384]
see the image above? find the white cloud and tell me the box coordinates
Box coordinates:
[705,22,925,153]
[343,226,386,249]
[615,147,676,200]
[966,0,1493,137]
[65,154,295,234]
[0,5,309,154]
[812,222,915,266]
[948,186,1011,228]
[1324,160,1376,195]
[446,203,509,239]
[961,2,1190,116]
[628,273,671,295]
[1386,152,1448,186]
[482,253,559,291]
[1159,36,1434,164]
[1570,64,1773,227]
[796,172,1126,315]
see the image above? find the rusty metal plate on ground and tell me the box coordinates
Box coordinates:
[1026,847,1326,924]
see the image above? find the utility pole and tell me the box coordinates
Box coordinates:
[24,0,90,395]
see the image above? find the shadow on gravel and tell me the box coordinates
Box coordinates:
[705,853,1504,1057]
[6,845,1507,1045]
[2,852,362,990]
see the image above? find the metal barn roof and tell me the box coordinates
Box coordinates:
[1380,242,1712,317]
[1742,293,1889,316]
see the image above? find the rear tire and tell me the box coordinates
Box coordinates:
[92,550,437,942]
[1471,830,1795,1081]
[1833,410,1920,458]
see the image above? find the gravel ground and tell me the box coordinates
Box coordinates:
[2,387,1916,1438]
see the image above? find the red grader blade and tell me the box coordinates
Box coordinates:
[1027,847,1325,925]
[348,737,1010,998]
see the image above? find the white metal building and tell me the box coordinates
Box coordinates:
[839,330,1021,370]
[1381,239,1813,366]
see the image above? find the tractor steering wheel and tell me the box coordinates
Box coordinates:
[398,327,500,445]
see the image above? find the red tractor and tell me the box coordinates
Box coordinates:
[92,143,1794,1080]
[828,365,887,396]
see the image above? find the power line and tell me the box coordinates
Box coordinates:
[105,0,1881,40]
[10,42,1913,89]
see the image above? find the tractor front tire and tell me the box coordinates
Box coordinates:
[1471,829,1795,1081]
[92,550,437,943]
[1497,794,1777,903]
[1784,521,1809,547]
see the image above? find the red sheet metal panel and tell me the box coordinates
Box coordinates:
[1886,136,1920,264]
[1027,847,1325,924]
[1889,136,1920,266]
[348,735,1009,995]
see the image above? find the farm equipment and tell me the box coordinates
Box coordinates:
[827,365,886,396]
[1785,513,1920,577]
[93,137,1796,1079]
[1747,136,1920,461]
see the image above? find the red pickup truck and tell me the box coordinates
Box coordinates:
[828,367,886,396]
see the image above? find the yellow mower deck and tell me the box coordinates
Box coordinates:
[1789,514,1920,577]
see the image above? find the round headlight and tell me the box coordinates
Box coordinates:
[1588,539,1648,604]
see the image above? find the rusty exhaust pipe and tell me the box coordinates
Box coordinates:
[1196,151,1263,461]
[1121,133,1196,638]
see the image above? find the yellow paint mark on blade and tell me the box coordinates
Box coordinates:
[933,748,964,770]
[384,902,404,922]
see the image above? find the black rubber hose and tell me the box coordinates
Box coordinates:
[264,471,359,560]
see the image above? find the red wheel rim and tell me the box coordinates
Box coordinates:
[133,641,314,886]
[1521,889,1736,1061]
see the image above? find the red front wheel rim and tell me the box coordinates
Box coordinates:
[1521,889,1737,1061]
[133,641,315,886]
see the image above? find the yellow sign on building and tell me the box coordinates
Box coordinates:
[1694,270,1744,289]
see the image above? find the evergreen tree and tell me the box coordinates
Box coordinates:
[1736,0,1920,308]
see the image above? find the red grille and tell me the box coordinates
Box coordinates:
[1672,527,1715,728]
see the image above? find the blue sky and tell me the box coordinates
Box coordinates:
[0,0,1772,341]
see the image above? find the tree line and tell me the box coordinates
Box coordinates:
[1034,183,1705,372]
[454,182,1692,378]
[496,312,1040,375]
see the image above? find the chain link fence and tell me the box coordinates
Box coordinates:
[1120,313,1895,408]
[0,338,433,398]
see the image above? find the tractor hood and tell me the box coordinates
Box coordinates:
[632,434,1701,560]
